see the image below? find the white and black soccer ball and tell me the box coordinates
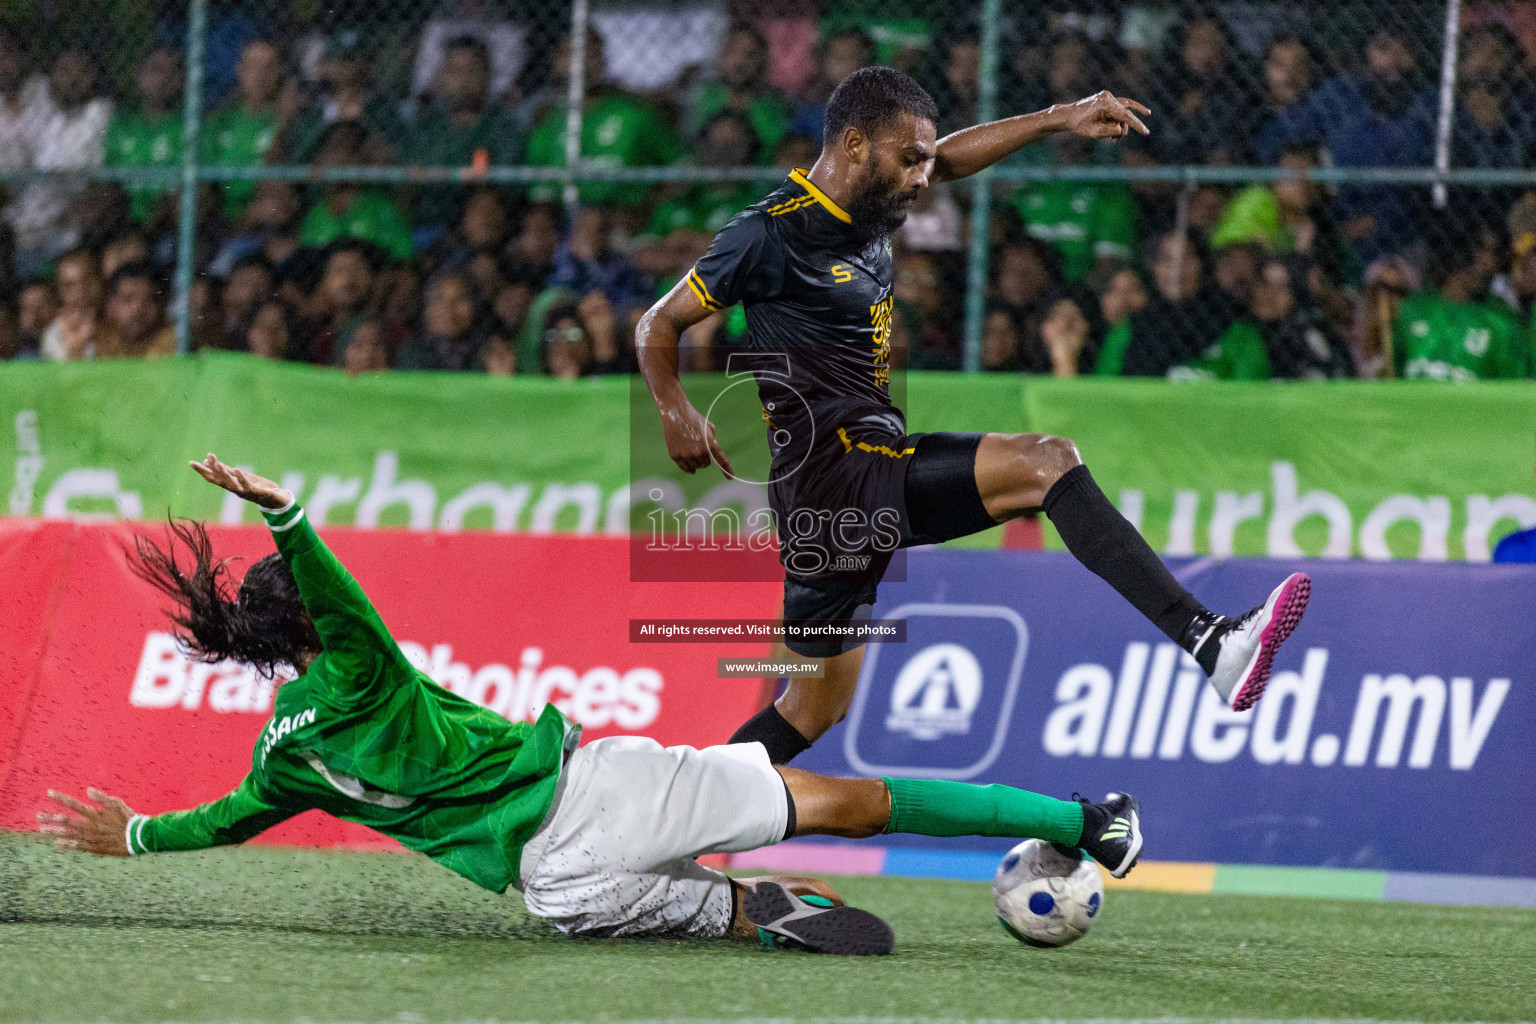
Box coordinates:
[992,838,1104,947]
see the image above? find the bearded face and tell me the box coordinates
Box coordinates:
[846,146,925,245]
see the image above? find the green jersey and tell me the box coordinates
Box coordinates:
[645,183,757,237]
[203,106,278,220]
[103,109,184,223]
[1393,291,1533,381]
[820,8,931,65]
[1095,319,1271,380]
[688,84,789,160]
[126,502,576,894]
[1168,321,1271,381]
[524,92,683,207]
[1012,181,1136,282]
[405,108,521,227]
[300,190,415,261]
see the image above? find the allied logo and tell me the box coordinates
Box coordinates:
[886,643,983,740]
[844,603,1027,780]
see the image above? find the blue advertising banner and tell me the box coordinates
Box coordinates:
[795,551,1536,878]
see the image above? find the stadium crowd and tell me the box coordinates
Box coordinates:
[1,0,1534,381]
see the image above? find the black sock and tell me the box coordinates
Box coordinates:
[1180,608,1227,675]
[729,702,812,764]
[1075,799,1110,846]
[1042,464,1206,647]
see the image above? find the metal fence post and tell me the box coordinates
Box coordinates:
[562,0,590,212]
[173,0,209,355]
[1432,0,1464,210]
[961,0,1002,373]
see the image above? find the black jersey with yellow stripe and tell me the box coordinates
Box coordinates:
[688,168,897,466]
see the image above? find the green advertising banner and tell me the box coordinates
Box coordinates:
[2,355,633,532]
[1021,378,1536,561]
[2,355,1531,560]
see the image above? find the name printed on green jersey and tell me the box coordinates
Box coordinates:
[260,706,317,765]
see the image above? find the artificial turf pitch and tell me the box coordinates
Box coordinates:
[2,833,1532,1023]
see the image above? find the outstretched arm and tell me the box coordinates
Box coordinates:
[932,92,1151,184]
[38,782,295,857]
[189,454,406,698]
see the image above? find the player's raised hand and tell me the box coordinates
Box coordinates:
[659,403,734,478]
[189,453,294,510]
[37,788,135,857]
[1061,91,1151,140]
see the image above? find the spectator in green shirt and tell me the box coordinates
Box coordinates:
[1210,145,1361,289]
[103,45,184,230]
[1095,231,1258,378]
[523,30,683,208]
[821,2,930,73]
[635,111,760,284]
[275,35,405,166]
[204,39,293,222]
[686,23,790,162]
[405,35,520,233]
[1011,132,1137,283]
[1383,219,1532,380]
[298,122,414,262]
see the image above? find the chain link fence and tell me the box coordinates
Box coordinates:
[0,0,1532,380]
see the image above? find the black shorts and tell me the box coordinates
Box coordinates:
[777,430,996,657]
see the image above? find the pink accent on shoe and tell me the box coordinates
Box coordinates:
[1231,573,1312,712]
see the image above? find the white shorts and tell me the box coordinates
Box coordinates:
[518,736,789,939]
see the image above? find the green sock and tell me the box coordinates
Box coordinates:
[881,777,1083,846]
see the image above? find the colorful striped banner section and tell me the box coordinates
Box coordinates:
[726,844,1536,909]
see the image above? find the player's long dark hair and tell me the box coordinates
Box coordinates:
[129,519,321,677]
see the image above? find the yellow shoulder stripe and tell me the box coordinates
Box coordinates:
[789,168,852,224]
[686,268,722,311]
[768,195,817,217]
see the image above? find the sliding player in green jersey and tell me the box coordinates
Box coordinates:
[40,454,1144,955]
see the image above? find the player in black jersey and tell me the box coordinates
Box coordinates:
[636,67,1311,764]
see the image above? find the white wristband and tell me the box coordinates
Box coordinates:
[268,507,306,533]
[262,495,297,517]
[125,814,147,856]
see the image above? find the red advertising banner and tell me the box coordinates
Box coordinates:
[0,521,778,848]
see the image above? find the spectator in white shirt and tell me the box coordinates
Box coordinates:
[8,45,113,274]
[0,26,53,175]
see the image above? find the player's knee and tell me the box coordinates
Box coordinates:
[1001,433,1081,493]
[1031,434,1082,483]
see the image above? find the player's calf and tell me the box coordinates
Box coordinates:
[783,770,1146,878]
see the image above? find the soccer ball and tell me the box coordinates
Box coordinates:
[992,839,1103,947]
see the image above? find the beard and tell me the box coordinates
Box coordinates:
[846,171,922,246]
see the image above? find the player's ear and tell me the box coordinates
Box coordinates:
[841,126,868,167]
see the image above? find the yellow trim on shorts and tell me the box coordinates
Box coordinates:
[837,427,915,459]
